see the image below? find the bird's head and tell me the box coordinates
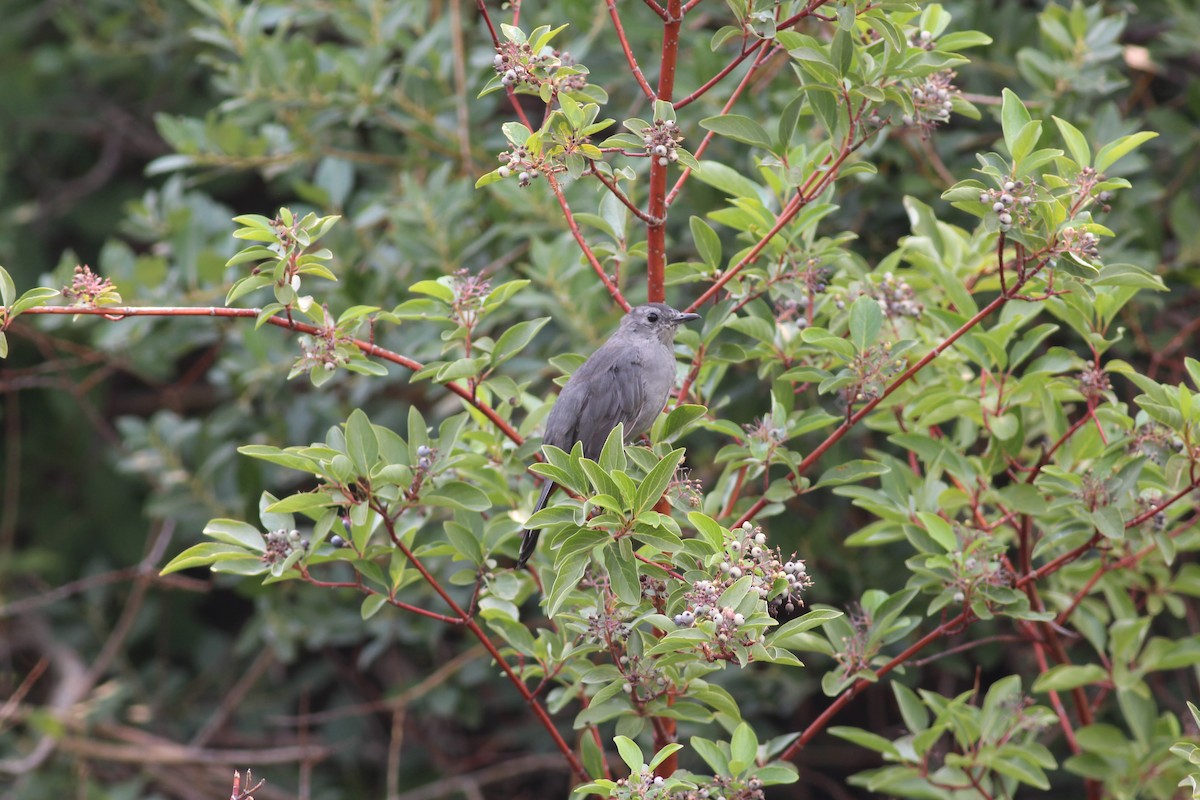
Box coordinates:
[621,303,701,345]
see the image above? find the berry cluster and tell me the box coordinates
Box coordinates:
[905,71,957,128]
[868,271,923,321]
[979,179,1035,231]
[610,769,676,800]
[642,119,684,166]
[773,259,832,331]
[672,523,811,659]
[1058,226,1102,261]
[674,777,766,800]
[899,53,960,137]
[844,342,907,407]
[496,144,541,187]
[1135,490,1168,533]
[614,651,670,702]
[62,264,120,307]
[1127,422,1186,466]
[492,43,586,91]
[262,528,308,564]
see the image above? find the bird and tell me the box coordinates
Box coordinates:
[516,302,701,568]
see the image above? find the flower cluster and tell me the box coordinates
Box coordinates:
[844,342,907,406]
[979,179,1036,231]
[62,264,121,307]
[1077,362,1111,402]
[949,533,1009,605]
[642,118,684,166]
[296,307,354,373]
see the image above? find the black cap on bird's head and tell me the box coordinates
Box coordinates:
[621,303,701,344]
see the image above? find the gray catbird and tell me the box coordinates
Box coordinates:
[517,302,701,568]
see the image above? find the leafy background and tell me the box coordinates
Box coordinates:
[2,0,1200,798]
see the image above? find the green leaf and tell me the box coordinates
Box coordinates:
[849,295,883,351]
[11,287,59,315]
[0,265,15,306]
[345,408,378,474]
[646,743,684,771]
[547,556,589,617]
[812,460,890,488]
[603,543,641,605]
[828,726,901,757]
[204,519,265,551]
[492,317,550,367]
[660,404,707,444]
[361,594,388,620]
[1000,89,1032,160]
[766,607,841,645]
[265,492,334,514]
[409,279,455,302]
[425,482,491,512]
[1094,131,1158,173]
[692,160,763,199]
[160,543,254,575]
[1032,664,1108,692]
[699,114,773,150]
[690,216,722,269]
[1052,116,1091,166]
[634,448,685,515]
[916,512,957,552]
[614,735,644,771]
[729,722,759,774]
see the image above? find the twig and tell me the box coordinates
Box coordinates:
[16,305,526,446]
[544,172,631,311]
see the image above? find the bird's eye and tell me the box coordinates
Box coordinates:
[646,312,660,323]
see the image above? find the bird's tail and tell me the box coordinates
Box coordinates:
[516,480,556,569]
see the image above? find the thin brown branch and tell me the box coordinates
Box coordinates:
[608,1,657,100]
[544,172,631,311]
[15,305,526,446]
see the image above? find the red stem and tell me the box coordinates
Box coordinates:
[667,42,775,207]
[17,305,525,445]
[544,173,631,311]
[781,612,971,761]
[607,0,657,101]
[733,259,1051,528]
[379,508,588,781]
[646,0,683,303]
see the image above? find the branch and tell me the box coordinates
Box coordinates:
[607,1,656,101]
[645,0,684,303]
[544,172,631,311]
[378,508,589,782]
[733,257,1053,528]
[667,41,776,206]
[14,305,525,446]
[587,165,660,224]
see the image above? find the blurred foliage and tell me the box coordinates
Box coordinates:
[2,0,1200,799]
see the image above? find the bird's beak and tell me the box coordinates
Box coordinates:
[675,311,701,323]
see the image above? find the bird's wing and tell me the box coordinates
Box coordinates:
[543,342,646,459]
